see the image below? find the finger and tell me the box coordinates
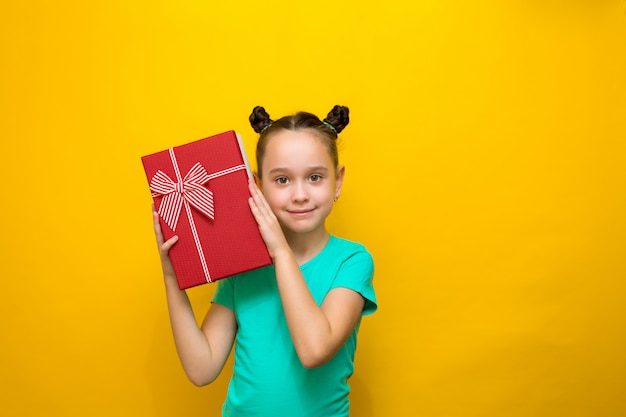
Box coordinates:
[161,235,179,252]
[152,209,166,244]
[248,181,268,217]
[248,180,274,219]
[248,196,266,226]
[248,179,262,202]
[251,195,273,225]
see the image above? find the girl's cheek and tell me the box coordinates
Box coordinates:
[263,189,278,205]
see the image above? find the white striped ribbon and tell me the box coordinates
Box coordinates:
[149,147,247,283]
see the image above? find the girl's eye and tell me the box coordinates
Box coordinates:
[275,177,289,184]
[310,174,322,182]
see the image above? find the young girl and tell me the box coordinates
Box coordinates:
[152,105,377,417]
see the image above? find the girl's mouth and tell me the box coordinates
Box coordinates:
[288,208,315,217]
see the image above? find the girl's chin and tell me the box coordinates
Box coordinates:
[282,220,325,235]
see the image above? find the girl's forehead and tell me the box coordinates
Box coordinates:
[262,130,334,168]
[265,130,329,155]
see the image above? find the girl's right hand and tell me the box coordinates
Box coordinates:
[152,205,179,279]
[247,179,290,259]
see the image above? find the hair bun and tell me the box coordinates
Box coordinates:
[249,106,273,133]
[323,105,350,134]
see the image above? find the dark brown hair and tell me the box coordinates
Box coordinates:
[249,105,350,178]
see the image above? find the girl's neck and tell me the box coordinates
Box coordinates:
[283,227,330,265]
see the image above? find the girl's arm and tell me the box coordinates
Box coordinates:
[153,208,237,386]
[247,183,365,369]
[272,252,365,368]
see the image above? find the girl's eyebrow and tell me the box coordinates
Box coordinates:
[268,166,329,175]
[308,166,329,173]
[268,167,289,175]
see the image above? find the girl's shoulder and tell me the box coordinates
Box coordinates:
[316,235,373,268]
[327,234,371,255]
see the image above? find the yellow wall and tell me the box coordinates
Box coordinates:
[2,1,625,416]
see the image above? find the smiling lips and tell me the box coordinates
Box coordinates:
[288,208,315,217]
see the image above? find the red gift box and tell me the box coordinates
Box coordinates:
[141,130,271,289]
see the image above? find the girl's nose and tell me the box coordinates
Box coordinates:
[291,181,309,202]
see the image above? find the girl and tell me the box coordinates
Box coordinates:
[152,105,377,417]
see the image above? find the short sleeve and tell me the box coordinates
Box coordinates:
[332,249,377,315]
[211,275,235,310]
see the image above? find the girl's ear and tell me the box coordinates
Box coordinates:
[334,165,345,201]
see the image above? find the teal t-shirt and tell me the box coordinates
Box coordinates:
[211,235,377,417]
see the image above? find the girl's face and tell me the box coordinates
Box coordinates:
[259,129,344,238]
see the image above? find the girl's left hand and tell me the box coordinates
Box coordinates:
[248,178,289,259]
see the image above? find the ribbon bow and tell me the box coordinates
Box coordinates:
[150,162,214,231]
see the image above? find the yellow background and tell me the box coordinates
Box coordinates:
[1,1,625,416]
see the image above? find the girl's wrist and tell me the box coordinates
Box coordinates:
[270,246,295,264]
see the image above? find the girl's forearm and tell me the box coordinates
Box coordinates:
[272,251,337,368]
[163,276,223,386]
[154,210,233,385]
